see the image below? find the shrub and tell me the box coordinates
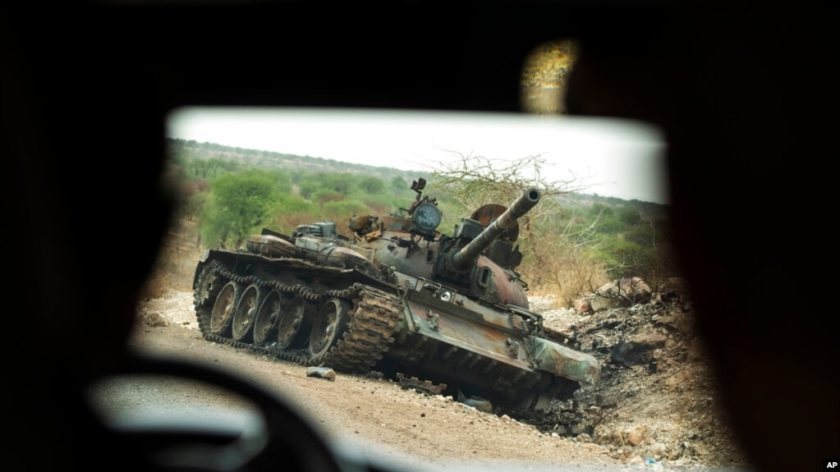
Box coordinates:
[200,171,277,248]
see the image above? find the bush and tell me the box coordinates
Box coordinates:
[359,176,385,194]
[200,171,277,248]
[391,176,407,191]
[322,200,368,219]
[518,228,608,306]
[315,190,345,203]
[273,194,314,214]
[618,206,642,225]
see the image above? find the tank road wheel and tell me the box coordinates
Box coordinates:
[275,295,312,351]
[253,289,282,347]
[308,298,351,361]
[195,261,223,309]
[232,284,262,342]
[210,281,241,337]
[194,261,225,337]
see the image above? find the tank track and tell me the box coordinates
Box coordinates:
[193,259,402,373]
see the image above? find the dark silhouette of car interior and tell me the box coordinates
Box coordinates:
[3,1,837,471]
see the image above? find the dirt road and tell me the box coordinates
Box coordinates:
[122,307,617,469]
[98,291,749,471]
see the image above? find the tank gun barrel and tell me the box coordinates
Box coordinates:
[452,188,541,270]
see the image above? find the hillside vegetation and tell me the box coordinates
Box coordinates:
[164,138,677,306]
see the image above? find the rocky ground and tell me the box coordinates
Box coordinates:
[130,286,751,470]
[129,294,620,470]
[528,290,750,468]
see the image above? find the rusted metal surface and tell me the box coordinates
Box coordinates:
[194,180,600,411]
[452,188,539,270]
[405,299,531,370]
[396,373,447,395]
[246,234,299,258]
[379,215,411,232]
[470,203,519,241]
[528,337,601,385]
[476,256,528,307]
[366,242,435,279]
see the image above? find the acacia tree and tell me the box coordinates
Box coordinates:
[433,152,606,305]
[432,152,584,224]
[359,176,385,194]
[200,171,277,248]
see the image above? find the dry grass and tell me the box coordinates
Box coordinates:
[519,233,608,308]
[523,259,608,309]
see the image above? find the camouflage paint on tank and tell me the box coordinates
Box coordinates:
[528,337,601,385]
[194,182,602,410]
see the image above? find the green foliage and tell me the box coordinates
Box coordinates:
[390,176,408,191]
[359,176,385,194]
[594,236,649,279]
[588,203,613,218]
[320,173,353,195]
[314,190,345,203]
[273,193,314,214]
[322,200,369,219]
[624,225,654,247]
[185,165,420,244]
[266,170,292,193]
[594,216,624,234]
[201,172,277,248]
[168,138,679,297]
[183,158,243,180]
[298,178,319,199]
[360,192,404,214]
[618,206,642,226]
[183,191,208,219]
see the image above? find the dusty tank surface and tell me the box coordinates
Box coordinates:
[193,178,599,411]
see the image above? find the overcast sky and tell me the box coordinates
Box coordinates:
[168,108,669,204]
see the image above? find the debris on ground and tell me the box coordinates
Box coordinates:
[461,397,493,413]
[137,290,196,329]
[306,366,337,381]
[137,282,748,468]
[365,370,385,380]
[396,372,447,395]
[140,311,169,328]
[529,280,749,468]
[574,277,653,313]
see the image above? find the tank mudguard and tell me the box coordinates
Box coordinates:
[528,337,601,385]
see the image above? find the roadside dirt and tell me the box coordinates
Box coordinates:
[130,293,619,469]
[131,289,750,470]
[530,294,750,468]
[132,221,749,469]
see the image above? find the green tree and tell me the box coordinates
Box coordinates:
[618,206,641,226]
[359,176,385,194]
[266,170,292,193]
[322,200,368,219]
[273,194,314,214]
[390,176,407,191]
[322,173,353,195]
[298,177,319,199]
[595,236,649,279]
[201,171,277,248]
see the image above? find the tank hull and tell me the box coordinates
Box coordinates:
[193,248,599,410]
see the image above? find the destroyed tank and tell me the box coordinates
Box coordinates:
[193,178,599,411]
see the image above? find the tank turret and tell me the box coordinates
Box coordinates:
[451,188,540,270]
[431,188,539,287]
